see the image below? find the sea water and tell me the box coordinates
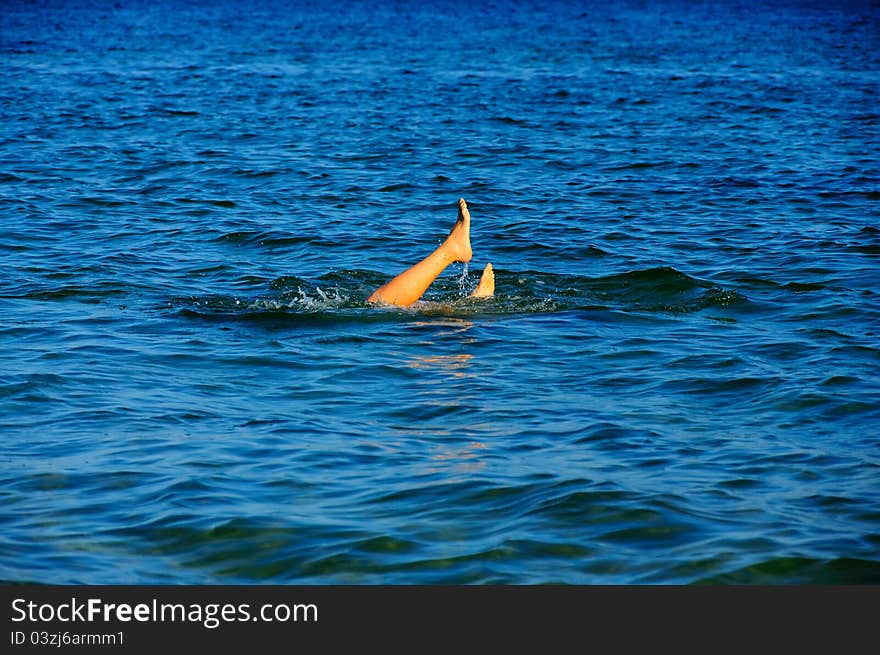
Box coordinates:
[1,0,878,583]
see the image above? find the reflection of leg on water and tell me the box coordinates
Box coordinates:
[409,353,474,378]
[368,198,493,306]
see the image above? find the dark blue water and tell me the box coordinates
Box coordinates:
[2,0,879,584]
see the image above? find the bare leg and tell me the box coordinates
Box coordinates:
[367,198,473,306]
[470,262,494,298]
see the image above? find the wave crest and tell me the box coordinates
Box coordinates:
[171,266,746,320]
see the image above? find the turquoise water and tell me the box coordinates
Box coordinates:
[2,0,879,583]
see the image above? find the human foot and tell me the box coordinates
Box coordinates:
[470,262,494,298]
[442,198,473,263]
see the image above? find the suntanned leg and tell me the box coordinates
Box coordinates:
[470,262,494,298]
[367,198,473,306]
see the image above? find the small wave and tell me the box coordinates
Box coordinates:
[708,177,761,189]
[216,231,315,248]
[217,230,265,244]
[64,196,135,208]
[155,108,200,117]
[590,266,746,313]
[233,168,281,178]
[175,197,236,208]
[818,190,880,200]
[783,281,828,293]
[19,284,128,303]
[605,161,672,171]
[378,183,416,193]
[171,273,372,323]
[490,116,528,125]
[850,244,880,255]
[698,556,880,584]
[174,289,350,316]
[253,285,352,312]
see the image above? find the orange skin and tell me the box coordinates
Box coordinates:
[368,198,494,306]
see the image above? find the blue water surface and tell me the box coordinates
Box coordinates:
[1,0,879,583]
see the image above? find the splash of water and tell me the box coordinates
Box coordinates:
[457,263,471,296]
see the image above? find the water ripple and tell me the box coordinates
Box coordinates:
[2,0,878,584]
